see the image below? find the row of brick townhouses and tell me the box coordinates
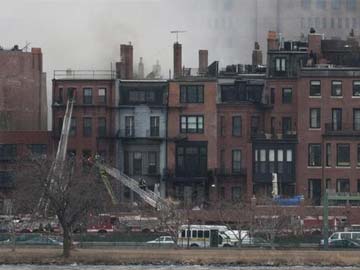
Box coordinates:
[49,30,360,211]
[2,30,360,220]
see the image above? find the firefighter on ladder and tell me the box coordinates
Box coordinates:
[139,177,147,191]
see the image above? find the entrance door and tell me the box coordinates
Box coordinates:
[210,230,219,247]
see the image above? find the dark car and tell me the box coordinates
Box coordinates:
[329,239,360,248]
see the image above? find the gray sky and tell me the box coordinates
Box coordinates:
[1,0,260,129]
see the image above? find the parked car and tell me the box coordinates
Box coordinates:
[146,236,175,246]
[329,239,360,248]
[0,235,63,246]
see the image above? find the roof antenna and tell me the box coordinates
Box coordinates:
[170,30,187,43]
[21,42,31,52]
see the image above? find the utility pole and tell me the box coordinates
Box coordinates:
[323,189,328,249]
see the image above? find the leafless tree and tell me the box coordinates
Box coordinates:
[215,199,255,247]
[13,155,108,257]
[253,196,293,249]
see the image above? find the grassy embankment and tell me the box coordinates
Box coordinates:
[0,247,360,266]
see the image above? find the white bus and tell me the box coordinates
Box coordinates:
[177,225,249,248]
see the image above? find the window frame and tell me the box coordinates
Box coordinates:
[98,88,107,104]
[310,108,321,129]
[180,115,204,134]
[83,88,93,105]
[275,58,286,73]
[308,143,322,167]
[353,81,360,97]
[337,144,350,167]
[83,117,92,137]
[282,88,292,104]
[232,116,242,137]
[310,81,321,97]
[354,109,360,131]
[331,80,342,97]
[98,117,106,137]
[180,85,204,103]
[150,116,160,137]
[232,150,242,174]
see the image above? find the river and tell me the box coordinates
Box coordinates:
[0,266,359,270]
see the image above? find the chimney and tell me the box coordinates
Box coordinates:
[267,31,279,51]
[308,32,322,58]
[198,50,208,75]
[173,42,182,79]
[252,42,263,66]
[31,47,43,72]
[138,57,144,79]
[120,43,133,79]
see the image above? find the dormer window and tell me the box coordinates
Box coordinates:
[275,58,286,73]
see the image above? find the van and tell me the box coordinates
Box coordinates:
[321,231,360,245]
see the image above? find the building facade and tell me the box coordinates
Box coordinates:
[52,71,116,165]
[116,80,168,200]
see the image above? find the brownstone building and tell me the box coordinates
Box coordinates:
[52,71,116,164]
[166,79,218,204]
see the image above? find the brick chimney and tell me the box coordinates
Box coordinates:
[173,42,182,79]
[31,48,43,72]
[120,43,133,79]
[252,42,263,66]
[308,33,322,58]
[267,31,279,51]
[198,50,208,75]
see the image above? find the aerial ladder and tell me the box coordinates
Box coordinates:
[36,97,75,214]
[95,162,170,210]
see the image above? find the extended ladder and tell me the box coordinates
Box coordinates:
[96,163,169,210]
[37,98,74,213]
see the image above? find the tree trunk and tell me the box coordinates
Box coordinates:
[62,226,71,258]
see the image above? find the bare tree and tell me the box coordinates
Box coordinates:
[14,155,108,257]
[216,199,255,247]
[253,196,293,249]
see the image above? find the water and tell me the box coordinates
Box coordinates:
[0,266,359,270]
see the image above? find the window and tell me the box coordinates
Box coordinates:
[98,88,106,104]
[338,18,343,28]
[316,0,326,9]
[220,149,225,173]
[337,144,350,167]
[28,144,47,157]
[260,149,267,173]
[148,152,158,174]
[278,149,284,173]
[269,149,275,173]
[326,143,332,167]
[0,171,15,188]
[331,81,342,96]
[83,117,92,137]
[354,109,360,131]
[232,116,242,136]
[332,108,342,131]
[125,116,134,137]
[180,116,204,133]
[133,152,142,175]
[309,144,321,167]
[270,88,275,104]
[301,0,311,9]
[128,90,157,104]
[332,0,341,9]
[310,108,321,128]
[176,144,207,177]
[58,87,63,103]
[180,85,204,103]
[308,179,322,205]
[337,179,350,193]
[271,117,276,134]
[98,117,106,137]
[150,116,160,137]
[83,88,93,104]
[353,81,360,96]
[275,58,286,72]
[251,116,260,135]
[232,187,241,201]
[326,178,331,190]
[220,116,225,136]
[347,0,356,10]
[282,88,292,104]
[70,118,76,136]
[282,117,292,134]
[67,88,76,102]
[310,81,321,96]
[358,144,360,167]
[0,144,17,161]
[358,179,360,193]
[232,150,241,174]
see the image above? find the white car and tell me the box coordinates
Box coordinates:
[146,236,175,245]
